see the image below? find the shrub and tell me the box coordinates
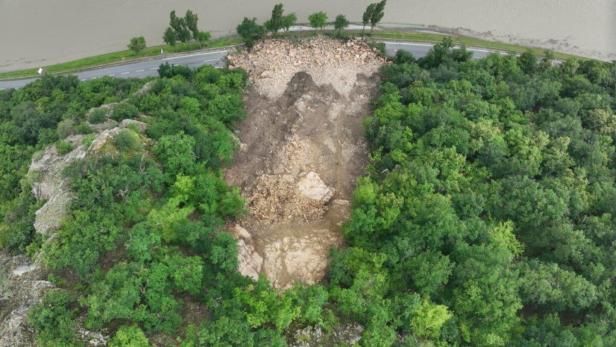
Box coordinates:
[128,36,146,54]
[113,129,142,152]
[28,290,77,346]
[110,325,150,347]
[82,134,96,147]
[158,62,194,79]
[56,118,75,138]
[308,11,328,31]
[56,140,74,155]
[236,17,265,48]
[76,122,93,134]
[111,103,139,121]
[88,108,108,124]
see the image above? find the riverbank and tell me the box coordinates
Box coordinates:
[0,29,588,81]
[1,0,612,71]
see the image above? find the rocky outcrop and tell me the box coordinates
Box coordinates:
[232,224,263,281]
[0,252,52,347]
[29,135,86,235]
[29,119,147,236]
[291,323,363,347]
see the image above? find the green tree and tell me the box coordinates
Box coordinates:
[362,3,376,35]
[110,325,150,347]
[236,17,265,48]
[282,13,297,32]
[308,11,328,31]
[184,10,199,39]
[163,27,177,46]
[265,3,285,33]
[410,299,452,339]
[334,14,349,35]
[370,0,387,32]
[153,133,197,178]
[128,36,146,54]
[28,290,78,346]
[168,10,191,43]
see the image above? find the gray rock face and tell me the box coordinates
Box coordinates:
[232,224,263,281]
[0,252,52,347]
[290,323,363,347]
[29,135,87,236]
[29,119,148,236]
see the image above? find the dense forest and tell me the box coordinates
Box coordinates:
[2,38,616,346]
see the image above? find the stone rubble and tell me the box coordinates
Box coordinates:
[227,37,382,289]
[228,36,386,99]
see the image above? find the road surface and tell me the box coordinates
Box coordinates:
[0,42,504,90]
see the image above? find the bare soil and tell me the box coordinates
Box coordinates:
[225,38,382,288]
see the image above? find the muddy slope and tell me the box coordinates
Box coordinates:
[226,38,383,288]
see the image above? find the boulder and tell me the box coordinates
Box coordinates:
[297,172,334,202]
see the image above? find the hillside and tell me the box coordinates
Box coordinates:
[1,37,616,346]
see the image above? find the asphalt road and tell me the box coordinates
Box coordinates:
[0,42,504,90]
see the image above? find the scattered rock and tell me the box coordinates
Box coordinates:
[78,328,108,347]
[297,172,334,202]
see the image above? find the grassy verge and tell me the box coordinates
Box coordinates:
[371,30,586,61]
[0,36,241,80]
[0,29,587,80]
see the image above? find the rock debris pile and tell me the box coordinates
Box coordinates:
[228,37,386,99]
[226,37,383,289]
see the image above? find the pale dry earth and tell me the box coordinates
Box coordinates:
[226,38,383,289]
[0,0,614,71]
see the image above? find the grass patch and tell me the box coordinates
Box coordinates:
[0,36,242,80]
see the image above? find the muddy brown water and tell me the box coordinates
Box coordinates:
[1,0,615,71]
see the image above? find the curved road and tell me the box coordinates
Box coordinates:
[0,42,504,90]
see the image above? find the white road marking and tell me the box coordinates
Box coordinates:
[120,71,130,75]
[381,41,434,47]
[135,69,144,73]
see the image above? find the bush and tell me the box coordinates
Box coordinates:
[28,290,77,346]
[76,122,93,134]
[128,36,146,54]
[82,134,96,147]
[113,129,142,152]
[55,140,74,155]
[111,103,139,121]
[56,118,75,138]
[236,17,265,48]
[88,108,108,124]
[308,11,328,31]
[110,325,150,347]
[158,62,194,79]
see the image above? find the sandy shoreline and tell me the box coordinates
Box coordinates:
[0,0,614,71]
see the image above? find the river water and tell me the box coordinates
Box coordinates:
[0,0,614,71]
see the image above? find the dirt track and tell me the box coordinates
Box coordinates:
[225,38,383,288]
